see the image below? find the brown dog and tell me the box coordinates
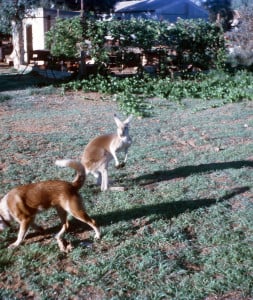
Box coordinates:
[0,159,100,251]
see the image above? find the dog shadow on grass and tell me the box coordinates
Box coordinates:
[93,186,250,227]
[9,185,250,248]
[65,186,249,234]
[24,160,252,244]
[131,160,253,187]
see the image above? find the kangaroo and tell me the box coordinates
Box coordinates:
[81,114,132,191]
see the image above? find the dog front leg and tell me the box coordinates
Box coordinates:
[8,218,31,248]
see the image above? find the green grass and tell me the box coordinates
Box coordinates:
[0,85,253,299]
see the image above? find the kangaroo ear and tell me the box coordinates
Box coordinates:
[114,114,123,127]
[114,114,133,127]
[124,115,133,125]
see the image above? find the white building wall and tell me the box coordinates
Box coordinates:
[22,8,79,63]
[23,8,46,63]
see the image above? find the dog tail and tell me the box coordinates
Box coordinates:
[55,159,86,190]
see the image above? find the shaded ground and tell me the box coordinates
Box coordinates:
[0,64,69,92]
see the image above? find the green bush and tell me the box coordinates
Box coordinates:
[45,17,83,59]
[46,17,226,72]
[167,19,226,71]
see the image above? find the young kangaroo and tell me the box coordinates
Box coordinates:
[81,114,132,191]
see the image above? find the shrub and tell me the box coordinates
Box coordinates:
[164,19,226,71]
[0,94,11,103]
[61,70,253,117]
[45,17,83,59]
[46,17,226,74]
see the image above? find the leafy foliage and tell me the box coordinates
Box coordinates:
[87,18,225,71]
[46,17,225,72]
[0,0,73,34]
[61,70,253,116]
[165,19,226,70]
[46,17,83,59]
[0,94,12,103]
[0,0,26,34]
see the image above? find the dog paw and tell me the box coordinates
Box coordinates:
[57,238,73,253]
[95,233,101,239]
[8,243,19,249]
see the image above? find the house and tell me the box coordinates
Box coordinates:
[6,7,80,67]
[114,0,208,22]
[23,7,80,64]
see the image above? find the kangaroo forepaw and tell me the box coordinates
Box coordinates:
[116,162,125,169]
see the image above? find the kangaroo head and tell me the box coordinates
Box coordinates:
[114,114,132,143]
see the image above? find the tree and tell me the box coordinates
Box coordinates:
[202,0,234,31]
[86,0,118,12]
[226,5,253,70]
[0,1,29,68]
[232,0,253,8]
[0,0,74,69]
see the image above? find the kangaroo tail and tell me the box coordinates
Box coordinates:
[55,159,86,190]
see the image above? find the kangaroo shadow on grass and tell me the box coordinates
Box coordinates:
[132,160,253,187]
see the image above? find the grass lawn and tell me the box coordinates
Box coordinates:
[0,82,253,299]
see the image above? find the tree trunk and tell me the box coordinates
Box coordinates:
[11,20,25,69]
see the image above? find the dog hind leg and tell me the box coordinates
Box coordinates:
[54,206,72,252]
[67,198,100,239]
[72,210,100,239]
[55,206,69,240]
